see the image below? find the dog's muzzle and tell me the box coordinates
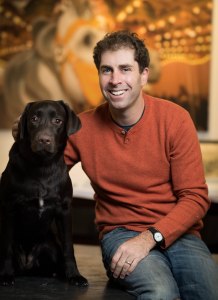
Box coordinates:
[31,132,56,154]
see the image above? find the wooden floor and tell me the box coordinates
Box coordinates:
[0,244,217,300]
[0,244,134,300]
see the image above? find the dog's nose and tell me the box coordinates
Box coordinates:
[38,135,51,145]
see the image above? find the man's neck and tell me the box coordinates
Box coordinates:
[110,98,145,127]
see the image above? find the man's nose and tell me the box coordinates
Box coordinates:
[109,71,122,85]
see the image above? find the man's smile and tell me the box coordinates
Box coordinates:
[109,89,128,96]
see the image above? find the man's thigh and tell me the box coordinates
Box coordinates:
[101,229,218,299]
[166,234,218,300]
[101,228,180,299]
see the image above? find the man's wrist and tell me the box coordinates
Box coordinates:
[139,230,157,250]
[147,227,164,246]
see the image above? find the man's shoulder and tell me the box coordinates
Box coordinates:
[145,94,189,116]
[77,102,109,127]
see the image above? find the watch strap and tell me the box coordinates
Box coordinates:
[147,227,164,245]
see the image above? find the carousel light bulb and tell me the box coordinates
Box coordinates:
[116,12,126,22]
[126,5,133,14]
[192,6,200,14]
[133,0,141,8]
[168,16,176,24]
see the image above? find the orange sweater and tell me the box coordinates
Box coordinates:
[64,94,209,248]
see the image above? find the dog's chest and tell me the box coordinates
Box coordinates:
[36,195,62,218]
[38,197,46,217]
[13,172,63,212]
[15,192,62,222]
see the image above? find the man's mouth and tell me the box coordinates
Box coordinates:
[109,89,127,96]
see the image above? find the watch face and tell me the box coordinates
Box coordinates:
[154,232,163,242]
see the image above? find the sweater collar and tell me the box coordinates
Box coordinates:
[106,94,148,133]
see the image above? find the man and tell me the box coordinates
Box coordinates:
[15,31,218,299]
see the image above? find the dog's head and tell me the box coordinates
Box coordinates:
[18,100,81,156]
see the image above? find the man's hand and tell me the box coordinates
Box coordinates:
[110,230,156,279]
[12,116,20,140]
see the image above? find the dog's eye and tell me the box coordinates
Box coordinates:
[31,116,38,122]
[53,119,63,125]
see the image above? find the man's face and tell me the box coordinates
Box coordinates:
[99,47,148,111]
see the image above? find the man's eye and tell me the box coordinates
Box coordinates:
[123,67,131,72]
[101,67,111,74]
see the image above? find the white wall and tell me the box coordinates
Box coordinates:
[198,0,218,141]
[0,130,13,172]
[208,0,218,140]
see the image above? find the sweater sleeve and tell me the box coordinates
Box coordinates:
[154,111,210,248]
[64,135,80,169]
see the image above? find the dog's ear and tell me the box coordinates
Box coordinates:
[18,102,34,140]
[58,101,81,136]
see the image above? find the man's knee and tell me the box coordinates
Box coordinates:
[137,284,180,300]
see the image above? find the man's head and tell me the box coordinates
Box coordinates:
[93,30,150,74]
[93,31,149,116]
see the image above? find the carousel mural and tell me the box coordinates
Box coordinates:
[0,0,213,131]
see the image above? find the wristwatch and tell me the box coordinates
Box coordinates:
[147,227,164,246]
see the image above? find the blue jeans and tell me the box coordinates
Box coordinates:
[100,228,218,300]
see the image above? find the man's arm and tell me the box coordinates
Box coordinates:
[154,110,209,248]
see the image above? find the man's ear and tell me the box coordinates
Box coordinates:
[58,101,81,136]
[141,67,149,86]
[18,102,33,140]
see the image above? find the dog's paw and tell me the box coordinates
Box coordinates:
[69,275,88,287]
[0,275,15,286]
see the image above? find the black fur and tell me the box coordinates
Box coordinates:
[0,100,88,287]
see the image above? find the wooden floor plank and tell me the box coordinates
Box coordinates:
[0,244,134,300]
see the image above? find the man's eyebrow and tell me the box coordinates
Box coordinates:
[100,64,133,69]
[119,64,133,68]
[100,65,111,69]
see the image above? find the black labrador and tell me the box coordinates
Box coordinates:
[0,100,88,287]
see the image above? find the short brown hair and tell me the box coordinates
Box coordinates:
[93,30,150,73]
